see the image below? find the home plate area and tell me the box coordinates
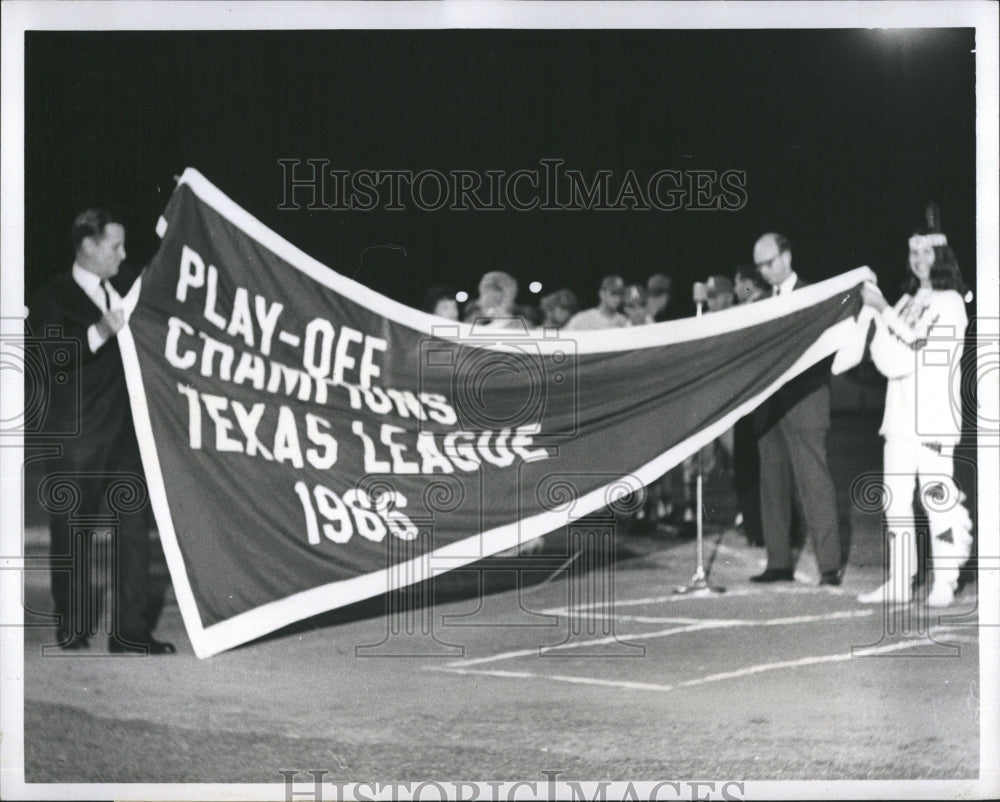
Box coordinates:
[426,583,980,695]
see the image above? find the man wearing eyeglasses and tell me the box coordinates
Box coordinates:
[748,232,844,586]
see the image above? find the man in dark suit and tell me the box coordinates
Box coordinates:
[749,232,844,585]
[29,208,174,654]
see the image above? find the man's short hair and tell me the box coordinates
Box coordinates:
[600,275,625,293]
[479,270,518,296]
[72,208,123,253]
[540,288,579,314]
[624,284,648,305]
[646,273,672,296]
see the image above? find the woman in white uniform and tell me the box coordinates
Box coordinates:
[857,228,973,607]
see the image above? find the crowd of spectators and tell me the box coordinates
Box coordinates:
[422,268,698,331]
[421,263,775,541]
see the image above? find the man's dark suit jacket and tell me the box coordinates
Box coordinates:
[29,263,159,643]
[28,264,142,461]
[755,276,833,435]
[752,273,843,574]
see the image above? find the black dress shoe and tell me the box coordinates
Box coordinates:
[108,636,177,655]
[820,570,843,586]
[750,568,795,583]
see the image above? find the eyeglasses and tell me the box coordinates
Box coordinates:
[754,253,781,270]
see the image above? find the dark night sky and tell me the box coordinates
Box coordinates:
[24,28,977,313]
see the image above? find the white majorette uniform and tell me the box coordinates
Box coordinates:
[859,281,973,607]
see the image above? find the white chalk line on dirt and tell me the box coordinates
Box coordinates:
[536,583,848,615]
[440,609,874,669]
[429,637,950,694]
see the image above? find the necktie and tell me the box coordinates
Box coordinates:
[101,281,112,311]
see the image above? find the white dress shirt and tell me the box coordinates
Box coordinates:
[73,263,121,353]
[774,271,798,297]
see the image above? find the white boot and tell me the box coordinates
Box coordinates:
[858,529,916,605]
[927,491,972,607]
[926,578,955,608]
[926,494,974,608]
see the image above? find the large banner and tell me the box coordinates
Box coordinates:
[120,168,872,657]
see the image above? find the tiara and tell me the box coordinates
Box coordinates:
[909,233,947,249]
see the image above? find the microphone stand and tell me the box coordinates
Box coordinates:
[674,297,726,596]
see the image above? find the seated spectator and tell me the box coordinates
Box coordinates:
[624,284,652,326]
[734,264,769,305]
[647,273,677,321]
[470,271,522,329]
[565,275,629,330]
[424,285,461,321]
[705,275,735,312]
[539,288,579,328]
[517,302,543,328]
